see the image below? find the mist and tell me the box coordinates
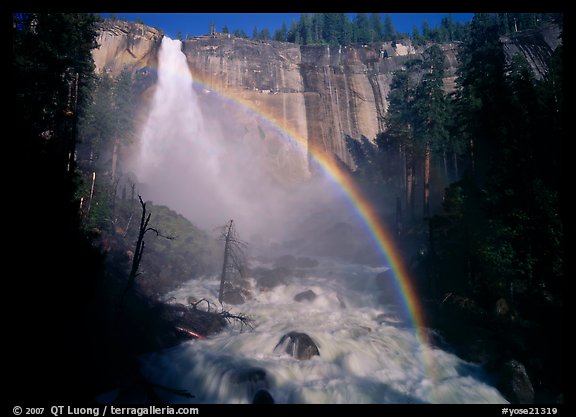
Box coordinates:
[127,37,376,260]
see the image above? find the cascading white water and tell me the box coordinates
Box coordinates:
[140,258,507,404]
[131,38,508,404]
[131,37,341,241]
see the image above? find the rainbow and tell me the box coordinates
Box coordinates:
[148,40,439,392]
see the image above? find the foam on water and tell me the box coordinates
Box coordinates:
[140,259,507,404]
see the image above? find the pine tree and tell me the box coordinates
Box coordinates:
[354,14,372,44]
[413,45,448,218]
[370,13,384,41]
[383,15,396,41]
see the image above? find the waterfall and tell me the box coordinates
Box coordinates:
[130,37,348,242]
[126,37,508,404]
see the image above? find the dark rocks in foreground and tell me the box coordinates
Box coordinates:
[274,331,320,360]
[294,289,317,302]
[252,267,291,289]
[252,389,275,404]
[499,359,535,404]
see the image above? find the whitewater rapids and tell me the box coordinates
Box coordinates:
[139,258,507,404]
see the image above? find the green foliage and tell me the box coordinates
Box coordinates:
[354,13,372,44]
[273,22,287,42]
[222,13,467,47]
[232,28,248,38]
[259,28,271,41]
[383,15,396,41]
[428,13,563,310]
[119,201,221,294]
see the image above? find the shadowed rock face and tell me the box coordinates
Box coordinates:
[499,359,535,404]
[501,24,562,80]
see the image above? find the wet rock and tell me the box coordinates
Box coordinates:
[294,289,317,302]
[254,267,291,289]
[274,331,320,360]
[499,359,535,404]
[221,281,249,305]
[252,389,275,404]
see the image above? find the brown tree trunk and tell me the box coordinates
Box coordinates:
[423,141,431,218]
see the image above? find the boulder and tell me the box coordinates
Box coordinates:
[254,267,291,289]
[499,359,535,404]
[274,331,320,360]
[252,389,275,404]
[294,289,317,302]
[221,281,246,305]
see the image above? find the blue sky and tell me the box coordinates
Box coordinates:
[101,13,475,39]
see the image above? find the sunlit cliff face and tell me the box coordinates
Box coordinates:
[127,37,368,256]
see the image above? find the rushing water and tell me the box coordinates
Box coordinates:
[132,37,508,404]
[140,258,507,404]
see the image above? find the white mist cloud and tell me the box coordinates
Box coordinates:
[127,37,379,262]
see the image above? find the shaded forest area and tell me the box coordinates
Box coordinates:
[11,13,229,402]
[11,12,563,404]
[345,14,563,403]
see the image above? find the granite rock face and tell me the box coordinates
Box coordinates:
[92,19,560,178]
[180,34,458,170]
[93,19,162,75]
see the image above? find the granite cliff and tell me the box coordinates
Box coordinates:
[92,19,560,178]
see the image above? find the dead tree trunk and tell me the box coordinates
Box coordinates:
[120,195,173,309]
[217,220,247,305]
[121,195,150,308]
[218,220,233,304]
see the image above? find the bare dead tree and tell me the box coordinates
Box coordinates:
[189,298,253,331]
[120,195,173,308]
[217,219,247,304]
